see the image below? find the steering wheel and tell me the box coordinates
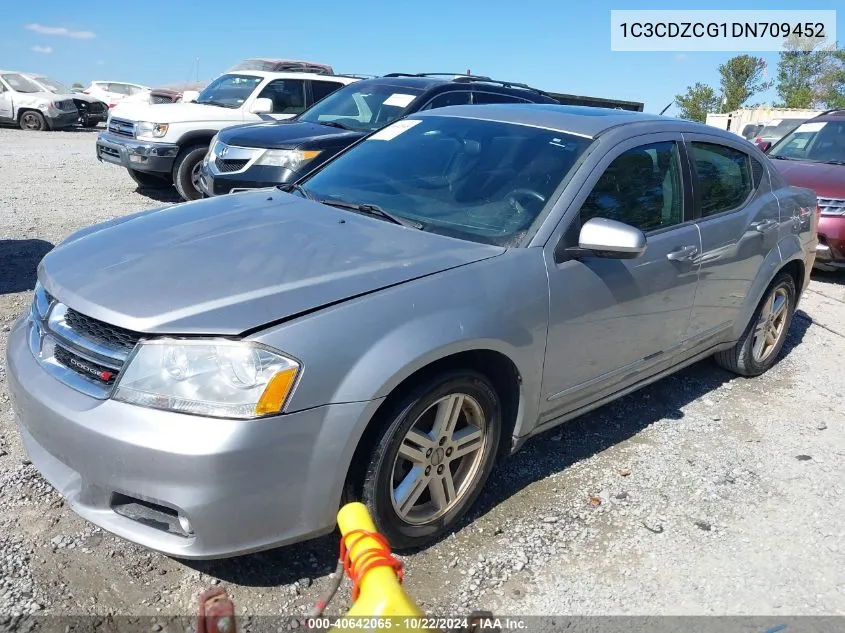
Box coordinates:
[506,188,547,215]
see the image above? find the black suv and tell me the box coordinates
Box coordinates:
[198,73,559,196]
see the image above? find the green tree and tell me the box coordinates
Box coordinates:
[675,82,721,122]
[719,55,773,111]
[817,48,845,109]
[71,82,84,90]
[776,41,826,108]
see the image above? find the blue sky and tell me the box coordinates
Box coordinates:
[3,0,842,114]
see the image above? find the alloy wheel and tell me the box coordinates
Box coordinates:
[390,393,487,525]
[751,285,790,363]
[22,113,42,130]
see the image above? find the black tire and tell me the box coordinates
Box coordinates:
[82,117,100,128]
[714,271,796,377]
[360,370,501,550]
[19,110,47,131]
[127,168,172,189]
[172,144,208,201]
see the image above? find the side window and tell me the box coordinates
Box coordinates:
[257,79,306,115]
[127,85,144,95]
[579,141,684,233]
[690,142,752,217]
[472,92,530,104]
[109,83,130,95]
[420,91,472,111]
[310,81,345,104]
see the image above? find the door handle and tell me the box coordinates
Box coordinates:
[752,219,778,233]
[666,245,699,262]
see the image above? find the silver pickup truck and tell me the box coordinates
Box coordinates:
[0,70,78,131]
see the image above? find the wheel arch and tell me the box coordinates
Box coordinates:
[342,347,524,500]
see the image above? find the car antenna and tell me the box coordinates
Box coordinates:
[659,101,674,116]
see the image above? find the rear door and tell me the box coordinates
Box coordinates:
[681,133,780,339]
[254,78,307,119]
[541,134,701,420]
[308,79,347,107]
[0,79,13,121]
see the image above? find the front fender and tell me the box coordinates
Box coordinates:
[251,249,550,438]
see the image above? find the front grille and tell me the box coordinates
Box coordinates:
[215,158,249,173]
[151,95,175,104]
[57,100,75,112]
[54,346,117,385]
[818,197,845,216]
[108,117,135,137]
[65,308,141,354]
[99,145,119,159]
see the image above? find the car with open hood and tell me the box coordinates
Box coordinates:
[8,105,816,559]
[24,73,108,128]
[0,71,78,131]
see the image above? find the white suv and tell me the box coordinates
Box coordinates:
[96,69,358,200]
[84,81,152,107]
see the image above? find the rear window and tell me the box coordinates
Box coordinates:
[691,142,753,217]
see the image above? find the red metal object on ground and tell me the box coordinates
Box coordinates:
[196,587,237,633]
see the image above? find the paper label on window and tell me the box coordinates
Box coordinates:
[795,121,826,133]
[768,119,782,126]
[382,93,416,108]
[368,119,422,141]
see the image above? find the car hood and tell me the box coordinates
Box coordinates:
[39,192,504,335]
[109,101,242,124]
[771,159,845,199]
[219,120,364,150]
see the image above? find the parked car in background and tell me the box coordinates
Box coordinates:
[0,71,78,131]
[227,58,334,74]
[24,74,108,128]
[753,118,807,148]
[199,73,560,196]
[766,109,845,271]
[9,105,816,558]
[741,123,763,140]
[83,81,152,109]
[149,82,207,104]
[96,68,358,200]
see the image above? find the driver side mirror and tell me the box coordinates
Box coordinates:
[562,217,647,261]
[250,97,273,115]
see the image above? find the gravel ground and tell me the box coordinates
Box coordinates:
[0,128,843,623]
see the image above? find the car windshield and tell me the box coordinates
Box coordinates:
[195,74,263,108]
[768,120,845,163]
[300,116,592,246]
[757,119,805,140]
[33,76,70,93]
[2,73,43,93]
[296,83,425,133]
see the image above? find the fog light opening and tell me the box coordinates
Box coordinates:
[178,514,194,535]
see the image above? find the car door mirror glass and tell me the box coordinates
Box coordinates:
[571,217,647,259]
[250,97,273,114]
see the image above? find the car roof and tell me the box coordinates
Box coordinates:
[811,109,845,121]
[410,103,743,139]
[214,69,359,83]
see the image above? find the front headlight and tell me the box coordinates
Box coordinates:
[32,281,51,320]
[254,149,321,170]
[204,134,219,165]
[135,121,169,139]
[113,339,301,419]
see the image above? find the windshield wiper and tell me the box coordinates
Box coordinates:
[277,183,313,199]
[317,120,349,130]
[197,99,233,108]
[821,160,845,165]
[769,155,800,160]
[319,198,423,229]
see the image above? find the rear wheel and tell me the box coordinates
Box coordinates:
[360,371,501,550]
[19,111,47,131]
[127,168,172,189]
[715,272,796,376]
[172,144,208,201]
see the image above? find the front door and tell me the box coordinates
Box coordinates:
[0,81,13,121]
[540,135,701,422]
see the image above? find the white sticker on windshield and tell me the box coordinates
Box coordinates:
[795,121,827,133]
[768,119,782,126]
[368,119,423,141]
[383,93,416,108]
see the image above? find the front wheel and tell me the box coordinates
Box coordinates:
[361,371,501,550]
[19,111,47,131]
[714,272,796,376]
[172,144,208,201]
